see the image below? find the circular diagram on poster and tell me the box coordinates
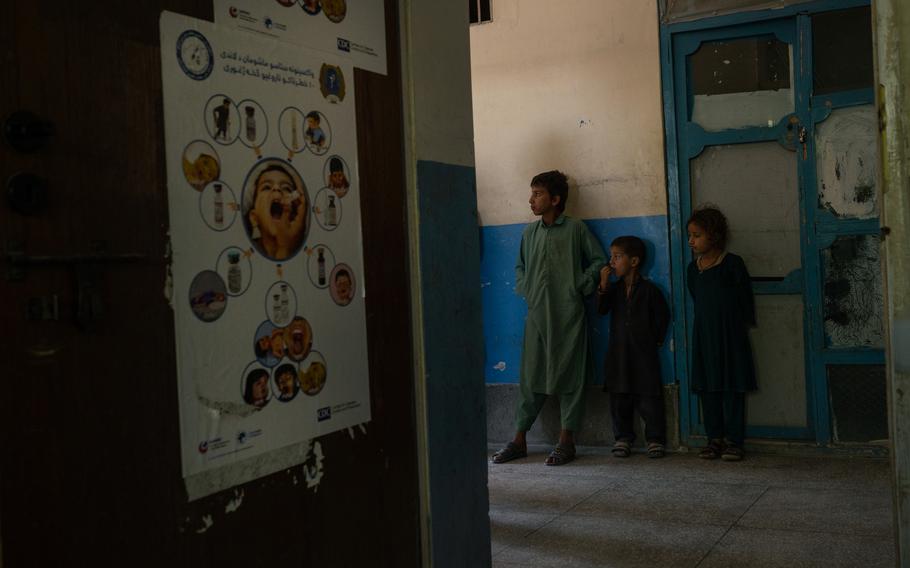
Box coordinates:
[199,181,238,231]
[265,280,298,327]
[299,350,327,396]
[313,188,343,231]
[323,155,351,198]
[189,270,228,322]
[330,263,356,306]
[278,107,307,155]
[216,246,252,296]
[303,110,332,155]
[241,362,272,409]
[241,158,311,262]
[253,320,286,367]
[319,64,346,103]
[300,0,321,15]
[204,95,241,145]
[286,315,313,362]
[322,0,346,23]
[182,140,221,192]
[272,360,300,402]
[237,99,269,148]
[306,244,335,289]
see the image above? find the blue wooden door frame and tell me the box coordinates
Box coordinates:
[659,0,880,446]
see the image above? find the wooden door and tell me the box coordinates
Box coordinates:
[0,1,419,566]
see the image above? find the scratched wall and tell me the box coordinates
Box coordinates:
[469,0,667,226]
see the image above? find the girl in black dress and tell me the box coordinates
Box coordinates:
[687,207,756,461]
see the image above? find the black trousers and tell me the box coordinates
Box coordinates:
[700,391,746,446]
[610,393,666,445]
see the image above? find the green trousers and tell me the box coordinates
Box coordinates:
[515,380,586,432]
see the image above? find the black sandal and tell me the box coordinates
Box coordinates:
[721,444,744,461]
[698,439,724,460]
[545,444,576,466]
[647,442,665,459]
[491,442,527,464]
[612,440,631,458]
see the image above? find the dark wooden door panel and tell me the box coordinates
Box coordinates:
[1,1,418,566]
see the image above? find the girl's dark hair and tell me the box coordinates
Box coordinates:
[243,369,269,403]
[687,206,729,250]
[530,170,569,211]
[611,236,646,265]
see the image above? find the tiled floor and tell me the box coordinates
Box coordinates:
[488,447,894,567]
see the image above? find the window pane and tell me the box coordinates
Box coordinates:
[480,0,491,22]
[469,0,478,24]
[816,105,878,219]
[822,234,884,348]
[812,7,873,95]
[689,36,793,131]
[690,142,800,278]
[747,294,808,428]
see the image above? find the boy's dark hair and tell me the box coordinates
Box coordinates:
[222,98,230,105]
[336,269,351,281]
[687,206,729,250]
[611,236,646,266]
[530,170,569,211]
[306,111,321,122]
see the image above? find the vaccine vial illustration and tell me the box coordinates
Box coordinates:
[273,293,283,323]
[280,283,289,321]
[318,248,326,286]
[245,106,257,143]
[326,195,337,227]
[291,112,299,151]
[227,251,242,294]
[213,183,224,228]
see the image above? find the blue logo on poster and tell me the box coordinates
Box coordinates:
[264,17,274,30]
[337,38,350,52]
[317,407,331,421]
[237,431,247,444]
[176,29,214,81]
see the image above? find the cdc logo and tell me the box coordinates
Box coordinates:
[337,38,350,52]
[317,407,332,422]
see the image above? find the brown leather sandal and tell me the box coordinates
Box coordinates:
[698,439,725,460]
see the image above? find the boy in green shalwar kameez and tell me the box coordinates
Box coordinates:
[492,170,606,466]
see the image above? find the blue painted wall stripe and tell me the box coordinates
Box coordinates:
[480,214,675,387]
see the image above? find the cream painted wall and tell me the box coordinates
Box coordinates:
[470,0,667,226]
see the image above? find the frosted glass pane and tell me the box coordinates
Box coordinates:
[691,142,800,278]
[816,105,878,219]
[822,234,884,348]
[748,295,807,428]
[689,37,793,131]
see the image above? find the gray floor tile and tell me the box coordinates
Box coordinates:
[698,526,895,568]
[494,514,727,568]
[568,478,765,526]
[489,476,609,514]
[489,509,558,558]
[736,486,894,536]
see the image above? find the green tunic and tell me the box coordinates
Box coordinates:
[516,214,606,394]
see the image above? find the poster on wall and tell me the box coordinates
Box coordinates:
[160,11,370,480]
[213,0,387,75]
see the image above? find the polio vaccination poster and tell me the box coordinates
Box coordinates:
[213,0,387,75]
[160,11,370,479]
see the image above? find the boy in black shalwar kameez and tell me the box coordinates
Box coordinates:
[597,236,670,458]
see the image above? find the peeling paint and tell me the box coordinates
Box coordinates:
[493,361,506,371]
[823,234,884,348]
[163,237,174,308]
[196,514,214,534]
[816,105,878,219]
[304,440,325,492]
[224,489,244,514]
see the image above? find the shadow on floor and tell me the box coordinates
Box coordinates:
[488,446,894,568]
